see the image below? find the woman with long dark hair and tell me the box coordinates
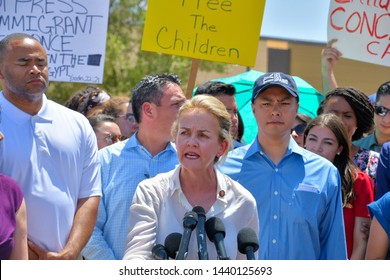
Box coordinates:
[304,113,374,259]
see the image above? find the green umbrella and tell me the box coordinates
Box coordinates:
[215,70,324,143]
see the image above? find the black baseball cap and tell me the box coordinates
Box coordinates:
[252,72,299,102]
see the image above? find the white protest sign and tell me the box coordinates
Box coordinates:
[0,0,110,83]
[327,0,390,67]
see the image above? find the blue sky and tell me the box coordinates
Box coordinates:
[260,0,330,44]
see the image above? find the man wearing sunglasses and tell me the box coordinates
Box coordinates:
[353,81,390,153]
[356,81,390,200]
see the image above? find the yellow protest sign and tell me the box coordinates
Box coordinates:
[142,0,266,67]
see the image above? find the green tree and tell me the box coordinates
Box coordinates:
[46,0,226,105]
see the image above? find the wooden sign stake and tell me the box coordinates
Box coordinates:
[186,58,200,99]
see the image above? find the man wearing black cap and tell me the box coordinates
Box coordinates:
[220,72,347,260]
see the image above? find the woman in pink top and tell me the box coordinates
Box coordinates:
[0,172,28,260]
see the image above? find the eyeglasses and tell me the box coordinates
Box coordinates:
[374,105,390,117]
[105,133,125,145]
[118,113,136,123]
[291,123,307,135]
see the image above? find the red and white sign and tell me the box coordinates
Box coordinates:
[328,0,390,67]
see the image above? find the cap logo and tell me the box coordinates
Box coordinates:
[263,73,289,86]
[252,72,299,102]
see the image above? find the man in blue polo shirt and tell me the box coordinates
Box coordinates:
[220,72,347,260]
[81,73,186,259]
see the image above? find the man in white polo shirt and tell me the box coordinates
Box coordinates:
[0,33,101,259]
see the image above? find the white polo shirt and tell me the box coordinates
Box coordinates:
[0,92,101,252]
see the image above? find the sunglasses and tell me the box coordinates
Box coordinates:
[374,105,390,117]
[291,123,307,135]
[105,133,126,145]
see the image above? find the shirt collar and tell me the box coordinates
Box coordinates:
[125,131,177,154]
[168,165,229,207]
[1,92,52,124]
[368,133,379,148]
[244,134,306,159]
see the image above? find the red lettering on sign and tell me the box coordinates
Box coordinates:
[382,43,390,59]
[335,0,351,3]
[330,7,345,30]
[367,41,379,55]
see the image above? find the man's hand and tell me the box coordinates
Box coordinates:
[28,240,76,260]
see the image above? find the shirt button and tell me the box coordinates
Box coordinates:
[272,239,277,244]
[273,215,278,220]
[274,191,278,196]
[275,168,279,172]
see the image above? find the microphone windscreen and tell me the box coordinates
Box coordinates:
[152,244,167,260]
[183,211,198,230]
[164,232,182,259]
[237,227,259,254]
[205,217,226,242]
[192,206,206,218]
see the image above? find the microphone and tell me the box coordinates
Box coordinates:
[164,232,182,259]
[176,211,198,260]
[237,227,259,260]
[192,206,209,260]
[205,217,230,260]
[152,244,168,260]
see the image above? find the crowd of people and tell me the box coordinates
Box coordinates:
[1,32,389,260]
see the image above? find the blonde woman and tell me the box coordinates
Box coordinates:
[123,95,258,260]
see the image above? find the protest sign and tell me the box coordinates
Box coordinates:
[0,0,110,83]
[141,0,266,67]
[328,0,390,67]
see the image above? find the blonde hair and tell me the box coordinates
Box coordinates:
[171,95,232,163]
